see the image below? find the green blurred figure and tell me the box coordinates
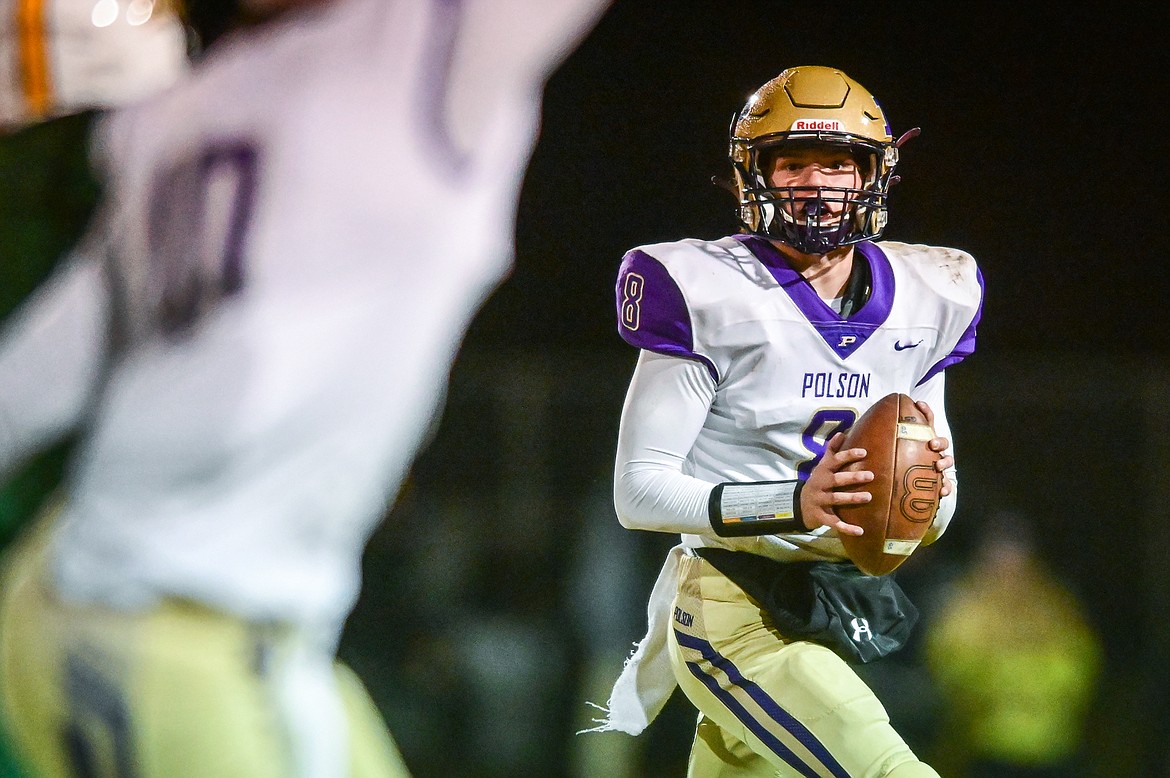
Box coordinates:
[924,513,1103,778]
[0,2,186,773]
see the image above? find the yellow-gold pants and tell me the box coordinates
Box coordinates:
[667,552,938,778]
[0,513,409,778]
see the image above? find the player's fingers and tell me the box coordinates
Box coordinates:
[833,469,873,486]
[915,400,935,425]
[824,432,846,454]
[831,518,864,536]
[833,446,867,466]
[830,489,871,505]
[935,454,954,472]
[940,475,955,497]
[928,435,950,453]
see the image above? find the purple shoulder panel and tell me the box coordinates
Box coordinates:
[615,249,717,380]
[918,264,985,386]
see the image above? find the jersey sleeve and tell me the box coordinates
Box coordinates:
[613,350,716,534]
[919,261,985,386]
[614,249,717,380]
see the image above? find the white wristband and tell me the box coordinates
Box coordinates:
[708,480,805,537]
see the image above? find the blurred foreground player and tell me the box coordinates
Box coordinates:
[587,67,983,776]
[0,0,187,547]
[0,0,610,776]
[0,1,186,772]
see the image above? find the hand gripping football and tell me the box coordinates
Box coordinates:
[837,393,942,576]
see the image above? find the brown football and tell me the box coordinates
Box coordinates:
[837,393,942,576]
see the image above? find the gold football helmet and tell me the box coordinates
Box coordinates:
[729,66,916,254]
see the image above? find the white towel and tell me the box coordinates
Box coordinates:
[579,544,686,735]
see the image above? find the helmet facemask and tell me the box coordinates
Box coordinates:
[735,135,897,255]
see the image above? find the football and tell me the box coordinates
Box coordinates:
[836,393,942,576]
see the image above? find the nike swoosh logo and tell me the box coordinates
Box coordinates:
[894,340,923,351]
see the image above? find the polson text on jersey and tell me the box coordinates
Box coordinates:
[801,372,871,399]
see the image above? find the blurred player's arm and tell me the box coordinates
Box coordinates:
[0,253,110,482]
[909,370,957,543]
[446,0,611,151]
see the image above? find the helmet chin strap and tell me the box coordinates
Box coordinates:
[769,202,845,255]
[801,200,835,228]
[894,127,921,148]
[773,195,840,228]
[711,174,738,197]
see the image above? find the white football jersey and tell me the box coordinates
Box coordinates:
[616,233,983,562]
[0,0,608,633]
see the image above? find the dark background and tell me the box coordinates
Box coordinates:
[346,3,1170,777]
[472,1,1169,358]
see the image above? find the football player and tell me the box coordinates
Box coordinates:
[0,1,187,772]
[0,0,610,776]
[588,67,983,777]
[0,0,188,532]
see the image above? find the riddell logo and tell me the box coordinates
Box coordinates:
[791,119,842,131]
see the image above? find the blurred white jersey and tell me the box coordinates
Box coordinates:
[0,0,608,634]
